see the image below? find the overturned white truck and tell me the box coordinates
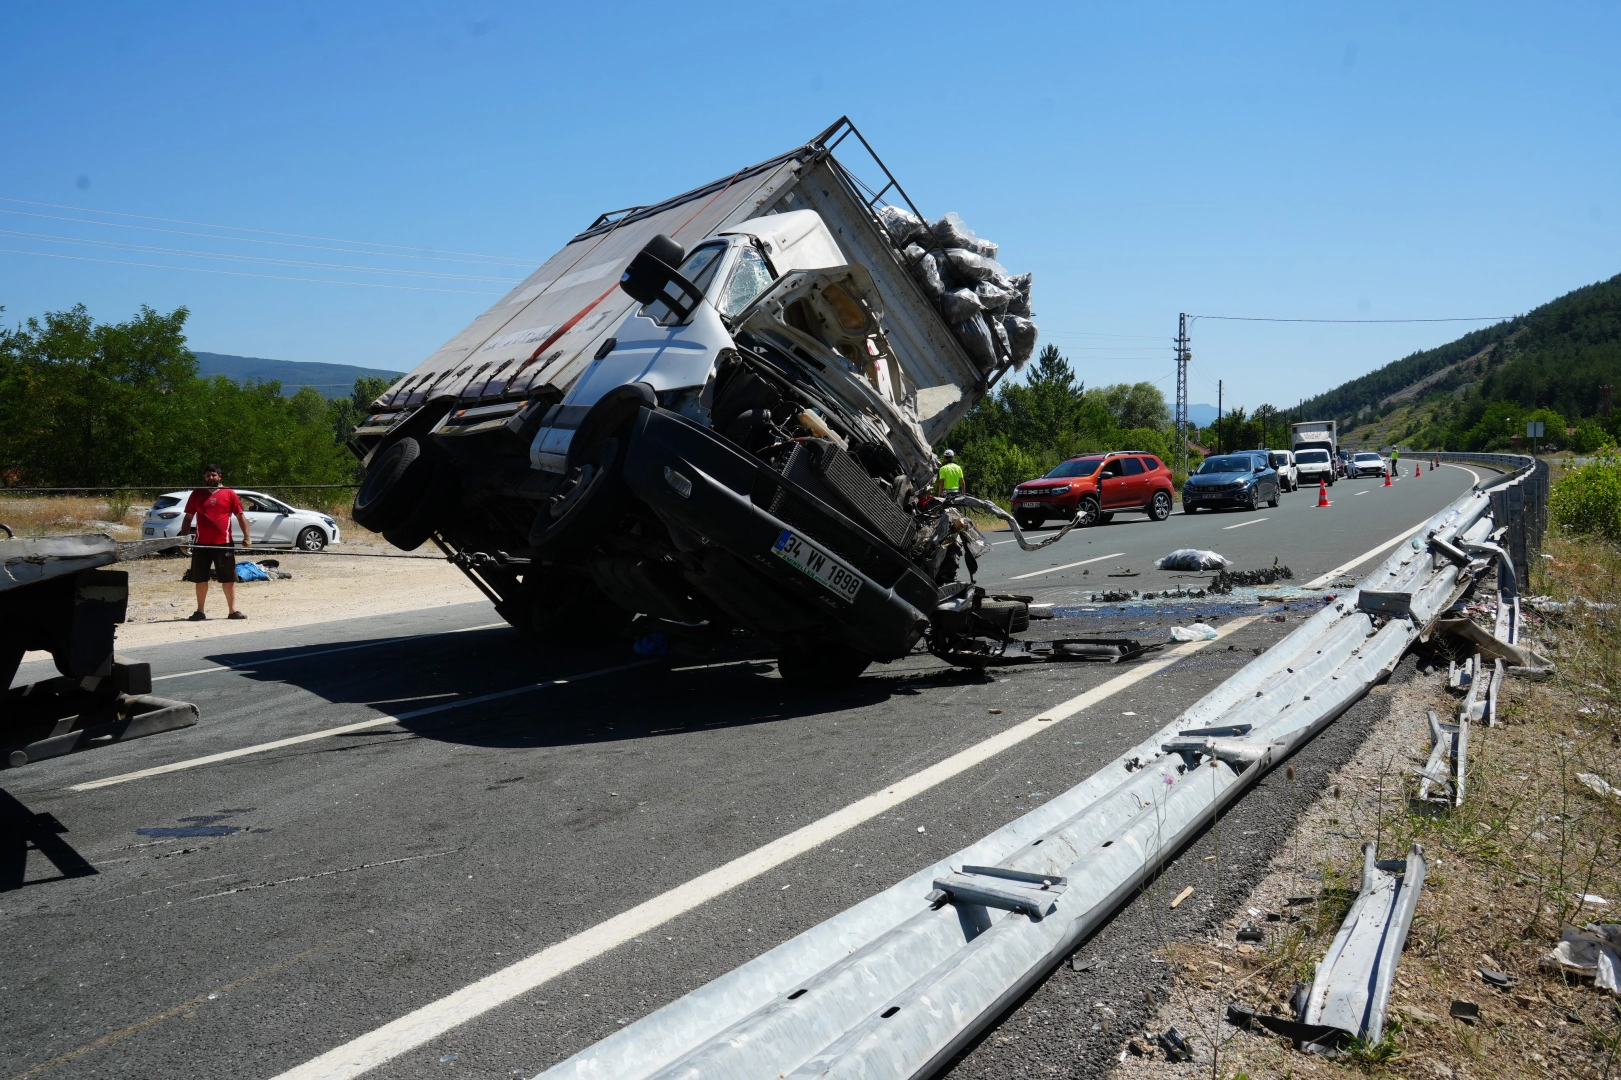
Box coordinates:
[347,119,1039,684]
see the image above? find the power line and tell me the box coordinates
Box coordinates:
[0,196,542,265]
[0,229,523,282]
[1190,313,1520,324]
[0,248,503,294]
[0,207,537,268]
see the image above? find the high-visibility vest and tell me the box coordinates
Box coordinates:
[938,462,964,491]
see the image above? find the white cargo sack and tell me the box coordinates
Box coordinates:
[1171,623,1220,642]
[1156,549,1232,571]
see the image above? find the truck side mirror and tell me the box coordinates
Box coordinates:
[620,234,705,321]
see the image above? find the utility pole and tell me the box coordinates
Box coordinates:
[1216,380,1223,455]
[1175,313,1190,476]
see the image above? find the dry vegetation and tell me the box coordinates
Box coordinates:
[0,491,365,541]
[1115,532,1621,1080]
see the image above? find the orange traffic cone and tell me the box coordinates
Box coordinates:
[1383,469,1392,487]
[1415,461,1422,477]
[1317,480,1330,507]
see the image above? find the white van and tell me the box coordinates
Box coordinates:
[1267,449,1298,491]
[1294,446,1335,487]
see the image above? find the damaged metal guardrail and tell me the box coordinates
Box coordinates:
[538,456,1539,1080]
[1229,842,1427,1053]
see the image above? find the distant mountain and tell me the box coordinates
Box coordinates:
[1187,403,1219,428]
[192,352,403,399]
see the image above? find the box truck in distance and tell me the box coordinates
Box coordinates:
[1291,421,1338,486]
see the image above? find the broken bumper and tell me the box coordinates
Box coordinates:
[622,408,934,661]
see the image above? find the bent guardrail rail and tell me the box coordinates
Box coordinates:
[538,457,1538,1080]
[1302,842,1427,1046]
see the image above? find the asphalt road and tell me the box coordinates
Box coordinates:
[0,464,1482,1080]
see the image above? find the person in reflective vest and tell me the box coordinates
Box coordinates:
[937,449,964,493]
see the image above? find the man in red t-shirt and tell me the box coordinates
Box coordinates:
[179,464,252,621]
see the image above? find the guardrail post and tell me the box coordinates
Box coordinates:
[1505,482,1527,588]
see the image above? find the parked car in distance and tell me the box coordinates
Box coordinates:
[1011,451,1176,529]
[1267,449,1298,491]
[142,490,342,550]
[1181,453,1281,512]
[1295,446,1336,486]
[1348,452,1387,479]
[1334,450,1351,478]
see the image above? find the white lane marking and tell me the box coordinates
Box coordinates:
[150,622,510,683]
[1439,462,1482,484]
[1354,490,1368,496]
[69,660,659,792]
[1221,517,1268,530]
[267,618,1256,1080]
[1007,552,1126,581]
[1304,515,1439,589]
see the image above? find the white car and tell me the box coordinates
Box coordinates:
[1267,449,1298,491]
[142,490,342,550]
[1294,447,1336,486]
[1348,452,1387,478]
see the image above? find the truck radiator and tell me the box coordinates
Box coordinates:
[774,440,916,550]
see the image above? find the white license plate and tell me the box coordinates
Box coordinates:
[771,529,862,604]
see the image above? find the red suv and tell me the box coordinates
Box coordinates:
[1011,451,1176,529]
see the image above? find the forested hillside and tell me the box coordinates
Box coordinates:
[0,304,388,488]
[1299,273,1621,452]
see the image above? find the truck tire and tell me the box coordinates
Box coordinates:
[352,437,431,532]
[778,643,870,689]
[530,433,629,555]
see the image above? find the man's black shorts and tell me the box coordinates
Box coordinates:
[184,546,237,583]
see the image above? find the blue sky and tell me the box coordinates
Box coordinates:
[2,2,1616,412]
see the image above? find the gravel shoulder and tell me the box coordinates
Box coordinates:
[24,536,485,659]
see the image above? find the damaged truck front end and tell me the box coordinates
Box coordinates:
[348,118,1038,683]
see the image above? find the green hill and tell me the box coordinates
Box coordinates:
[1300,273,1621,452]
